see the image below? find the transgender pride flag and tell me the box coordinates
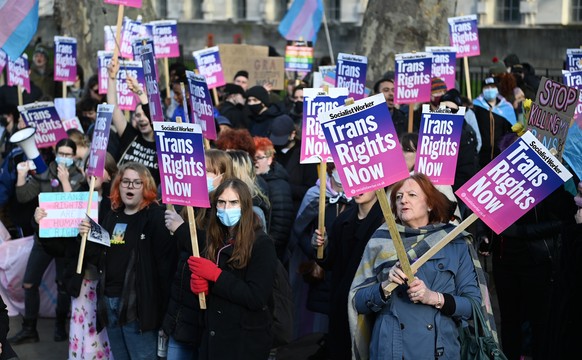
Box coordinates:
[0,0,39,60]
[278,0,324,44]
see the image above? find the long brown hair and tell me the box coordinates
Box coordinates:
[389,173,449,225]
[110,162,158,211]
[205,178,262,269]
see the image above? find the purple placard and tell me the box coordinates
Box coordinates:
[566,49,582,72]
[394,52,432,105]
[98,51,113,95]
[186,71,217,140]
[300,87,349,164]
[563,70,582,122]
[120,17,143,60]
[116,60,146,111]
[415,105,465,185]
[0,50,7,73]
[153,122,210,208]
[18,102,68,148]
[192,46,226,90]
[140,41,164,122]
[456,131,572,234]
[54,36,77,83]
[335,53,367,100]
[132,37,151,60]
[86,104,114,178]
[320,93,409,195]
[7,54,31,93]
[426,46,456,91]
[448,15,480,58]
[150,20,179,59]
[104,26,117,52]
[103,0,142,8]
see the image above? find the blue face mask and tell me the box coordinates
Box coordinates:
[55,156,74,167]
[483,88,498,101]
[217,208,241,227]
[207,177,215,193]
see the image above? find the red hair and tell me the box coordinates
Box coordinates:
[253,136,275,158]
[215,128,256,158]
[110,162,158,211]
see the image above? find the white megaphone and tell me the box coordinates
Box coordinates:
[9,127,48,174]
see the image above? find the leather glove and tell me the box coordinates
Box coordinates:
[188,256,222,282]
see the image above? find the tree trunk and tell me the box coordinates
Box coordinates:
[53,1,158,79]
[357,0,457,84]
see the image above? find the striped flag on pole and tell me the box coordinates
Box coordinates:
[0,0,39,60]
[278,0,324,44]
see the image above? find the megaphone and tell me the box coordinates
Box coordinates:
[9,127,48,174]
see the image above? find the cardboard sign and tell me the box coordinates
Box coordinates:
[7,54,30,93]
[456,131,572,234]
[566,48,582,72]
[86,104,114,178]
[192,46,226,89]
[394,52,433,104]
[300,87,349,163]
[247,57,285,90]
[153,122,210,208]
[104,0,142,9]
[426,46,456,91]
[38,192,99,238]
[528,77,579,159]
[218,44,269,83]
[140,41,164,122]
[448,15,480,58]
[87,216,110,247]
[415,105,465,184]
[18,102,68,148]
[320,93,409,195]
[150,20,179,59]
[285,40,314,72]
[186,71,217,140]
[116,60,146,111]
[54,36,77,83]
[104,26,117,52]
[336,53,367,100]
[0,50,6,73]
[119,17,143,60]
[98,51,113,94]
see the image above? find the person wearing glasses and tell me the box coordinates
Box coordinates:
[78,161,176,359]
[188,178,277,359]
[9,138,84,345]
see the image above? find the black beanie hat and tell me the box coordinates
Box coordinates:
[234,70,249,80]
[246,86,270,106]
[440,89,462,107]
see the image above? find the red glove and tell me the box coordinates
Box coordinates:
[188,256,222,282]
[190,274,209,295]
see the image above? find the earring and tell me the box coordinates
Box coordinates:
[428,208,432,212]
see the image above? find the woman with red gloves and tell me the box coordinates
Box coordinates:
[188,178,277,359]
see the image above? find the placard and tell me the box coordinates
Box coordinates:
[448,15,480,58]
[7,54,30,93]
[150,20,179,59]
[98,51,113,94]
[336,53,367,100]
[285,40,314,72]
[38,192,99,238]
[319,65,336,87]
[218,44,269,83]
[116,60,146,111]
[247,57,285,90]
[192,46,226,89]
[566,48,582,72]
[394,52,432,104]
[54,36,77,83]
[104,0,142,9]
[104,26,117,52]
[54,98,81,132]
[119,17,143,60]
[426,46,456,91]
[18,102,68,148]
[86,104,114,178]
[186,71,217,140]
[87,216,110,247]
[139,40,164,121]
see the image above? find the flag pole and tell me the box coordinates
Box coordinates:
[321,3,335,65]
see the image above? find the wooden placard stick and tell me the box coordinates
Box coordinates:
[62,82,67,99]
[383,213,479,294]
[463,57,472,100]
[164,57,170,101]
[17,85,23,106]
[212,88,220,108]
[407,102,415,133]
[187,206,206,309]
[112,5,125,61]
[76,176,96,274]
[317,160,326,259]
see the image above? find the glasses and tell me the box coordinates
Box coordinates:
[254,155,269,161]
[57,151,74,158]
[120,179,144,189]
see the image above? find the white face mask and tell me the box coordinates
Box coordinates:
[331,169,342,185]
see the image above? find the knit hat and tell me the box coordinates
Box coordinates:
[246,86,270,106]
[431,78,447,94]
[440,89,462,107]
[33,44,49,59]
[234,70,249,80]
[503,54,520,68]
[223,83,245,97]
[489,61,506,76]
[269,115,295,146]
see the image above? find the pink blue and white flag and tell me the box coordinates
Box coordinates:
[186,71,217,140]
[318,65,336,87]
[192,46,226,89]
[278,0,323,44]
[448,15,480,58]
[394,52,433,104]
[336,53,367,100]
[7,54,31,93]
[149,20,179,59]
[0,50,7,73]
[38,192,99,238]
[86,104,114,178]
[0,0,39,60]
[18,102,68,148]
[426,46,457,91]
[54,36,77,83]
[140,41,164,122]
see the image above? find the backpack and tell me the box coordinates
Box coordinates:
[269,259,294,348]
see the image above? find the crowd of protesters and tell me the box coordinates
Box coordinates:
[0,45,581,360]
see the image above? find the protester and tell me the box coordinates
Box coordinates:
[83,75,106,104]
[245,86,291,137]
[217,83,248,129]
[78,162,176,359]
[413,77,448,131]
[349,173,481,359]
[171,76,191,122]
[233,70,249,91]
[215,128,256,158]
[77,97,99,133]
[66,129,90,172]
[287,85,304,126]
[189,178,277,359]
[373,77,407,136]
[29,44,55,100]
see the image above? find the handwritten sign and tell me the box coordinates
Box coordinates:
[186,71,217,140]
[86,104,114,178]
[247,57,285,90]
[153,122,210,208]
[116,60,146,111]
[218,44,269,83]
[149,20,179,58]
[104,0,142,9]
[336,53,367,101]
[394,52,433,104]
[426,46,456,91]
[98,51,113,94]
[566,48,582,72]
[38,192,99,238]
[456,131,572,234]
[300,87,349,163]
[18,102,68,148]
[54,36,77,83]
[320,93,409,195]
[7,54,30,93]
[285,40,314,72]
[192,46,226,89]
[448,15,480,58]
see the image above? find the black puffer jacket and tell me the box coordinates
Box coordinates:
[249,102,291,137]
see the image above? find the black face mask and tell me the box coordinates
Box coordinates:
[274,142,290,153]
[293,101,303,115]
[248,103,264,115]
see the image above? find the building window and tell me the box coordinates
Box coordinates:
[573,0,582,22]
[324,0,341,21]
[192,0,203,19]
[236,0,247,19]
[496,0,520,23]
[278,0,290,20]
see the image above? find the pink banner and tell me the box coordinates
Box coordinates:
[54,36,77,83]
[18,102,68,148]
[104,0,142,8]
[448,15,480,58]
[192,46,226,89]
[7,54,30,93]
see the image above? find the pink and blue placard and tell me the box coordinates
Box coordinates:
[300,87,349,163]
[153,122,210,208]
[86,104,114,178]
[54,36,77,83]
[285,40,314,72]
[335,53,367,100]
[18,102,68,148]
[186,71,217,140]
[132,37,152,60]
[415,105,465,185]
[562,70,582,179]
[38,192,99,238]
[149,20,179,59]
[192,46,226,90]
[456,131,572,234]
[120,17,143,60]
[140,41,164,122]
[320,93,409,195]
[104,0,142,8]
[425,46,456,91]
[0,50,7,73]
[104,26,117,52]
[7,54,30,93]
[448,15,480,58]
[98,51,113,94]
[563,70,582,121]
[566,49,582,72]
[319,65,336,87]
[116,60,146,111]
[394,52,432,105]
